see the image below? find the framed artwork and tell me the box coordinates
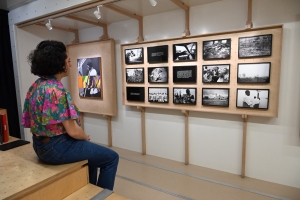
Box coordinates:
[237,62,271,83]
[148,87,169,103]
[173,42,197,61]
[173,65,197,83]
[202,64,230,83]
[236,89,269,109]
[202,88,229,107]
[148,67,168,83]
[203,38,231,60]
[77,57,102,98]
[126,68,144,83]
[238,34,272,58]
[125,47,144,64]
[126,87,145,102]
[147,45,168,63]
[173,88,197,105]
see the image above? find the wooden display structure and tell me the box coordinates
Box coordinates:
[0,108,10,140]
[67,39,117,146]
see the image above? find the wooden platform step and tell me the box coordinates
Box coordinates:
[63,184,130,200]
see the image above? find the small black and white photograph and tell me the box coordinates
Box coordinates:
[202,88,229,107]
[173,88,196,105]
[238,34,272,58]
[203,39,231,60]
[125,47,144,64]
[173,66,197,83]
[236,89,269,109]
[202,64,230,83]
[147,45,168,63]
[148,67,168,83]
[237,62,271,83]
[148,87,169,103]
[126,87,145,102]
[173,42,197,61]
[126,68,144,83]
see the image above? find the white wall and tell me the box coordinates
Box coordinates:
[10,0,300,188]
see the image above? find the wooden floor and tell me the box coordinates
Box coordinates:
[108,146,300,200]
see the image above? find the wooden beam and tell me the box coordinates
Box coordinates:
[104,115,112,147]
[246,0,253,29]
[241,114,248,178]
[35,23,77,33]
[170,0,189,11]
[64,15,107,27]
[181,110,189,165]
[170,0,190,36]
[105,5,142,20]
[137,106,146,155]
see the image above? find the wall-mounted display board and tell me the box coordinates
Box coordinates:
[67,39,117,116]
[121,25,283,117]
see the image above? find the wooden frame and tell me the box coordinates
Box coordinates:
[121,25,283,117]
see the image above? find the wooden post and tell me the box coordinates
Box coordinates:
[80,112,84,131]
[170,0,190,37]
[182,110,189,165]
[103,115,112,147]
[246,0,253,29]
[241,114,248,178]
[137,106,146,155]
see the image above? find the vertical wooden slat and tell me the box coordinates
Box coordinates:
[241,114,248,178]
[182,110,189,165]
[103,115,112,147]
[137,107,146,155]
[246,0,253,29]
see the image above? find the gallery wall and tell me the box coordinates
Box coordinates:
[9,0,300,188]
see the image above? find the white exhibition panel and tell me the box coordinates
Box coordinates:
[10,0,300,189]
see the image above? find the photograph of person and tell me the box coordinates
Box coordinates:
[236,89,269,109]
[202,64,230,83]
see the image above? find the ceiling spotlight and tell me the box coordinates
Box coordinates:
[94,5,102,19]
[149,0,157,6]
[45,19,52,30]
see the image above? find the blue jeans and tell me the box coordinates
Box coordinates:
[32,134,119,190]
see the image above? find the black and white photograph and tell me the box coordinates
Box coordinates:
[126,87,145,102]
[173,65,197,83]
[236,89,269,109]
[173,42,197,61]
[202,64,230,83]
[238,34,272,58]
[203,39,231,60]
[125,47,144,64]
[173,88,196,105]
[202,88,229,107]
[148,67,168,83]
[126,68,144,83]
[77,57,102,98]
[148,87,169,103]
[237,62,271,83]
[147,45,168,63]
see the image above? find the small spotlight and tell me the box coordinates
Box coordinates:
[45,19,52,30]
[94,5,102,19]
[149,0,157,6]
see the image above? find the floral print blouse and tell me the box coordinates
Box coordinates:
[22,76,80,137]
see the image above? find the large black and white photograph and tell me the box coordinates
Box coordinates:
[125,47,144,64]
[148,87,169,103]
[238,34,272,58]
[173,65,197,83]
[173,42,197,61]
[203,39,231,60]
[126,68,144,83]
[202,64,230,83]
[147,45,168,63]
[173,88,196,105]
[237,62,271,83]
[77,57,102,98]
[236,89,269,109]
[148,67,168,83]
[126,87,145,102]
[202,88,229,107]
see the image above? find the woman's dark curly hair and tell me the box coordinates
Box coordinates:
[28,40,67,76]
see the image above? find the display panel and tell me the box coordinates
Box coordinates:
[173,65,197,83]
[236,89,269,109]
[173,88,197,105]
[203,39,231,60]
[148,67,168,83]
[126,68,144,83]
[202,88,229,107]
[237,62,271,83]
[126,87,145,102]
[173,42,197,61]
[238,34,272,58]
[147,45,168,63]
[148,87,169,103]
[125,47,144,64]
[202,64,230,83]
